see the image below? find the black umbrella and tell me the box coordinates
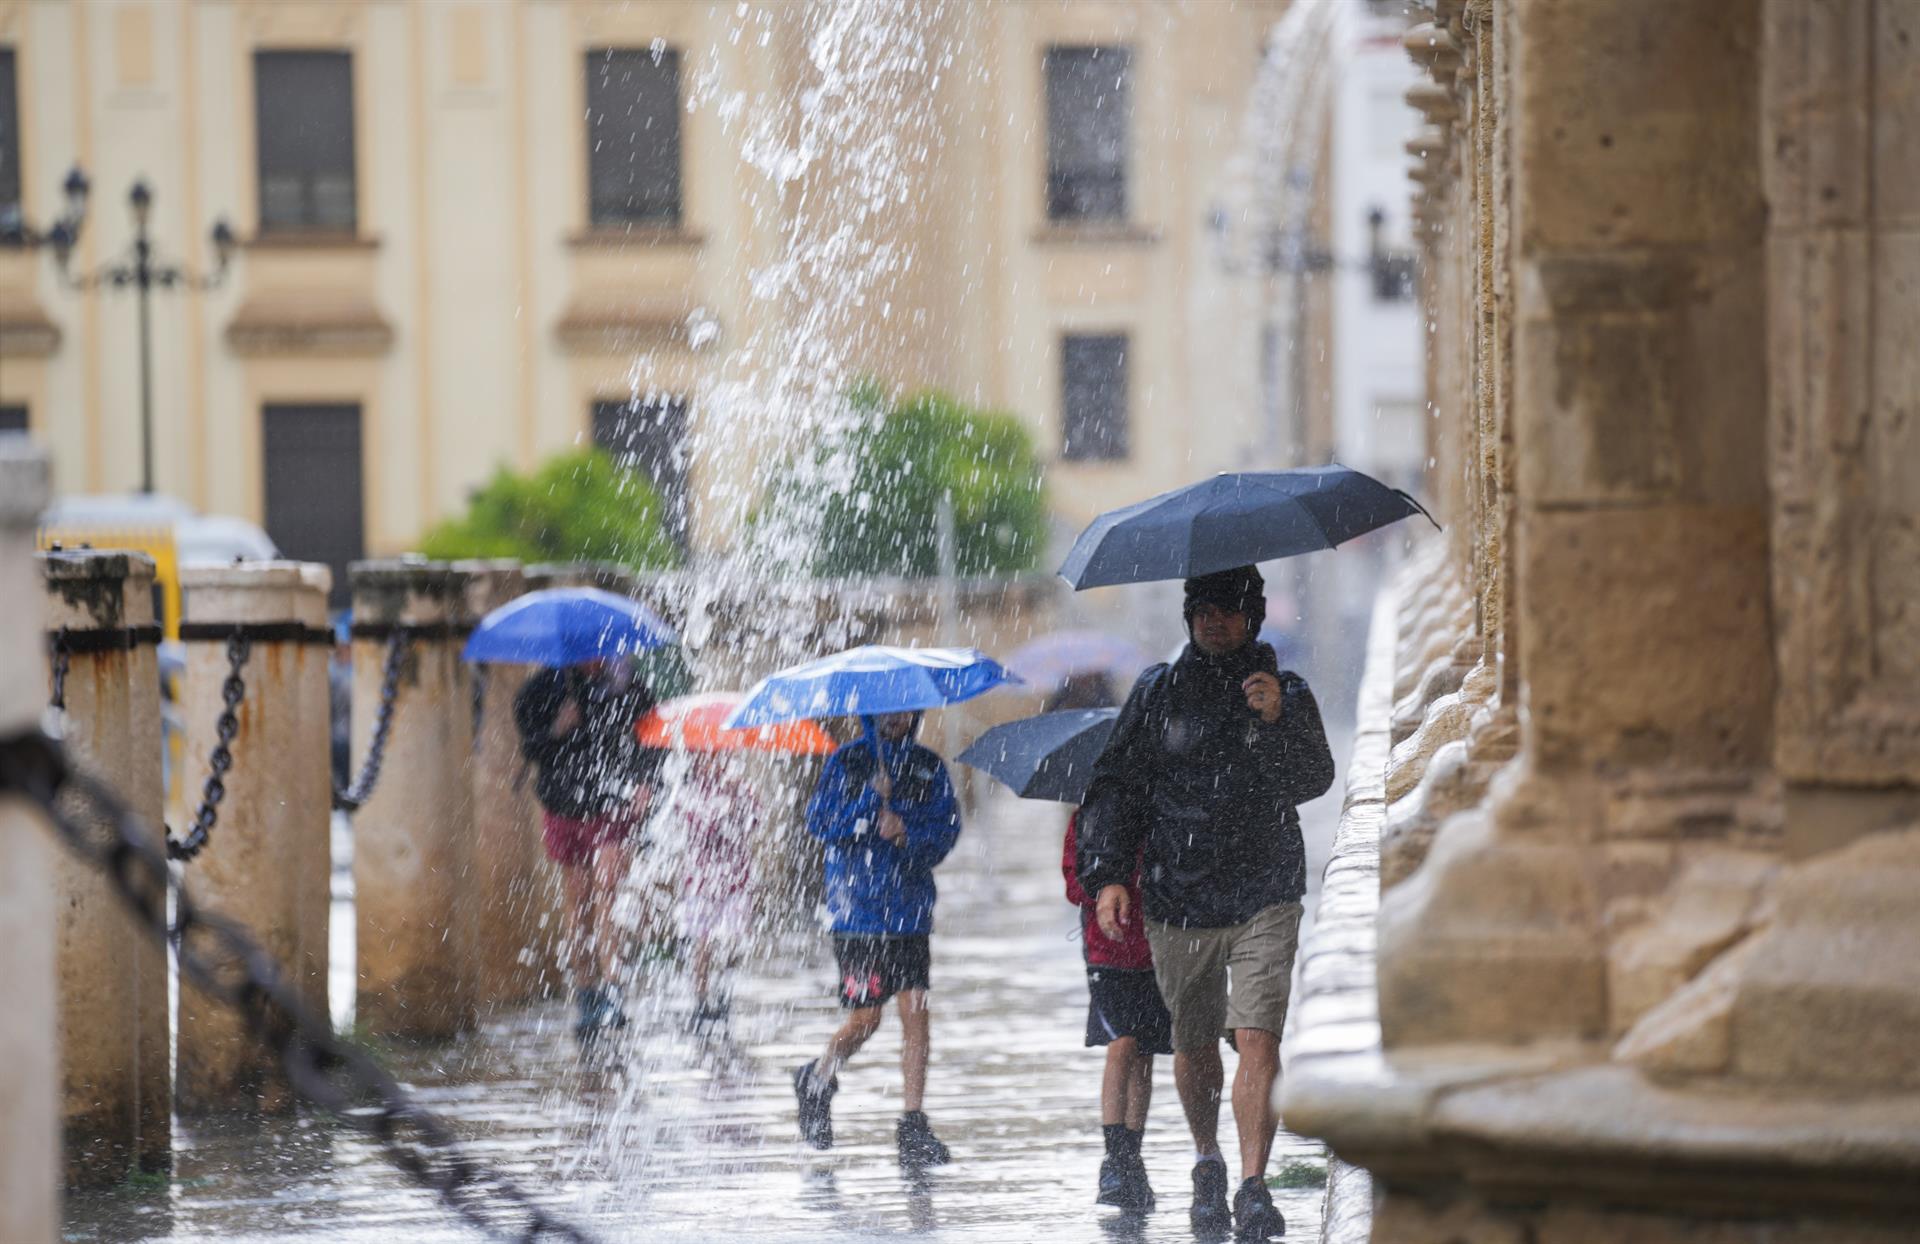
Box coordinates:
[1057,466,1437,590]
[956,708,1119,804]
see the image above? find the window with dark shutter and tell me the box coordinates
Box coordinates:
[1060,334,1129,462]
[586,49,683,228]
[0,405,27,436]
[0,49,20,228]
[254,51,356,234]
[1045,46,1130,223]
[592,397,690,549]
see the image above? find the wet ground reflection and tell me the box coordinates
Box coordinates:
[64,761,1341,1243]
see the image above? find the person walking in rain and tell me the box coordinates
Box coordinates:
[513,657,659,1043]
[1077,565,1335,1241]
[792,710,961,1168]
[1063,806,1170,1212]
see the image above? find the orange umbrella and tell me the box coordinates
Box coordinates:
[636,691,839,755]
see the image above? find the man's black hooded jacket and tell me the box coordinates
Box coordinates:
[1076,639,1335,929]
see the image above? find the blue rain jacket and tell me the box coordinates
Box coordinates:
[806,723,962,936]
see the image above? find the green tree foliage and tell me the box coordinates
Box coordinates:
[796,385,1047,578]
[418,450,681,570]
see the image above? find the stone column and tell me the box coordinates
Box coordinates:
[174,563,333,1112]
[41,550,142,1186]
[1,446,58,1240]
[350,560,477,1039]
[293,565,336,1018]
[120,557,171,1170]
[1377,0,1775,1047]
[458,561,545,1009]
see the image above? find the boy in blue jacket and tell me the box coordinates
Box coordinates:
[793,710,961,1168]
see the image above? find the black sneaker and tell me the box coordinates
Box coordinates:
[896,1111,951,1168]
[793,1061,837,1150]
[1232,1177,1287,1241]
[1097,1153,1155,1211]
[1127,1154,1157,1212]
[1190,1159,1231,1239]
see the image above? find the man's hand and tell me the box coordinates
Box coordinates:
[1096,884,1131,940]
[877,808,907,845]
[1242,672,1284,724]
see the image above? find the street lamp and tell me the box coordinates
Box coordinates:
[48,170,236,495]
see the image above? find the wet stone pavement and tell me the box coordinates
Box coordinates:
[64,738,1346,1244]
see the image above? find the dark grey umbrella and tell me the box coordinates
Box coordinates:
[1057,467,1437,590]
[956,708,1119,804]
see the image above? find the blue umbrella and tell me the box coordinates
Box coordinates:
[1058,466,1438,590]
[723,645,1020,730]
[461,587,676,667]
[956,708,1118,804]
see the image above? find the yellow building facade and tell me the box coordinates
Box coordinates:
[0,0,1289,594]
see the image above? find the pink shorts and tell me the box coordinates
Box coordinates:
[542,810,638,868]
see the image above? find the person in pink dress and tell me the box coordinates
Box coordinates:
[669,752,764,1029]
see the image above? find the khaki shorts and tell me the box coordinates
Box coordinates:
[1147,902,1303,1052]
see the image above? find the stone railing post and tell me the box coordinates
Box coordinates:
[40,549,147,1185]
[458,561,548,1009]
[121,555,171,1171]
[174,563,333,1112]
[1,445,58,1239]
[350,560,476,1038]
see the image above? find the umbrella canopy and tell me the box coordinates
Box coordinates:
[1005,630,1149,688]
[637,692,838,754]
[1058,466,1436,590]
[461,587,676,667]
[723,644,1020,729]
[956,708,1119,804]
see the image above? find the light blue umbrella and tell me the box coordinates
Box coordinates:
[723,644,1020,730]
[461,587,676,667]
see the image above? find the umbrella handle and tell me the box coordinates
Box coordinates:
[1393,488,1444,532]
[861,716,893,800]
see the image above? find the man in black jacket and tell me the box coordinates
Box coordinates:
[1077,565,1335,1241]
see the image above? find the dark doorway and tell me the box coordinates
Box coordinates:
[592,397,689,551]
[262,403,364,608]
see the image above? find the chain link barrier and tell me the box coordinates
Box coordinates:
[168,631,250,862]
[0,725,598,1244]
[47,629,71,713]
[334,632,406,812]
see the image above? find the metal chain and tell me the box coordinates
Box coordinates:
[0,726,598,1244]
[168,632,250,862]
[334,633,406,812]
[48,630,71,712]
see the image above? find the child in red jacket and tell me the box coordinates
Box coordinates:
[1064,810,1171,1213]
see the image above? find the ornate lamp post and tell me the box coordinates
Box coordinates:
[47,171,236,495]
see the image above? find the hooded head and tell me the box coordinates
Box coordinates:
[1182,564,1266,656]
[865,710,923,744]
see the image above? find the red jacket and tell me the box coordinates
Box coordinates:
[1062,812,1153,971]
